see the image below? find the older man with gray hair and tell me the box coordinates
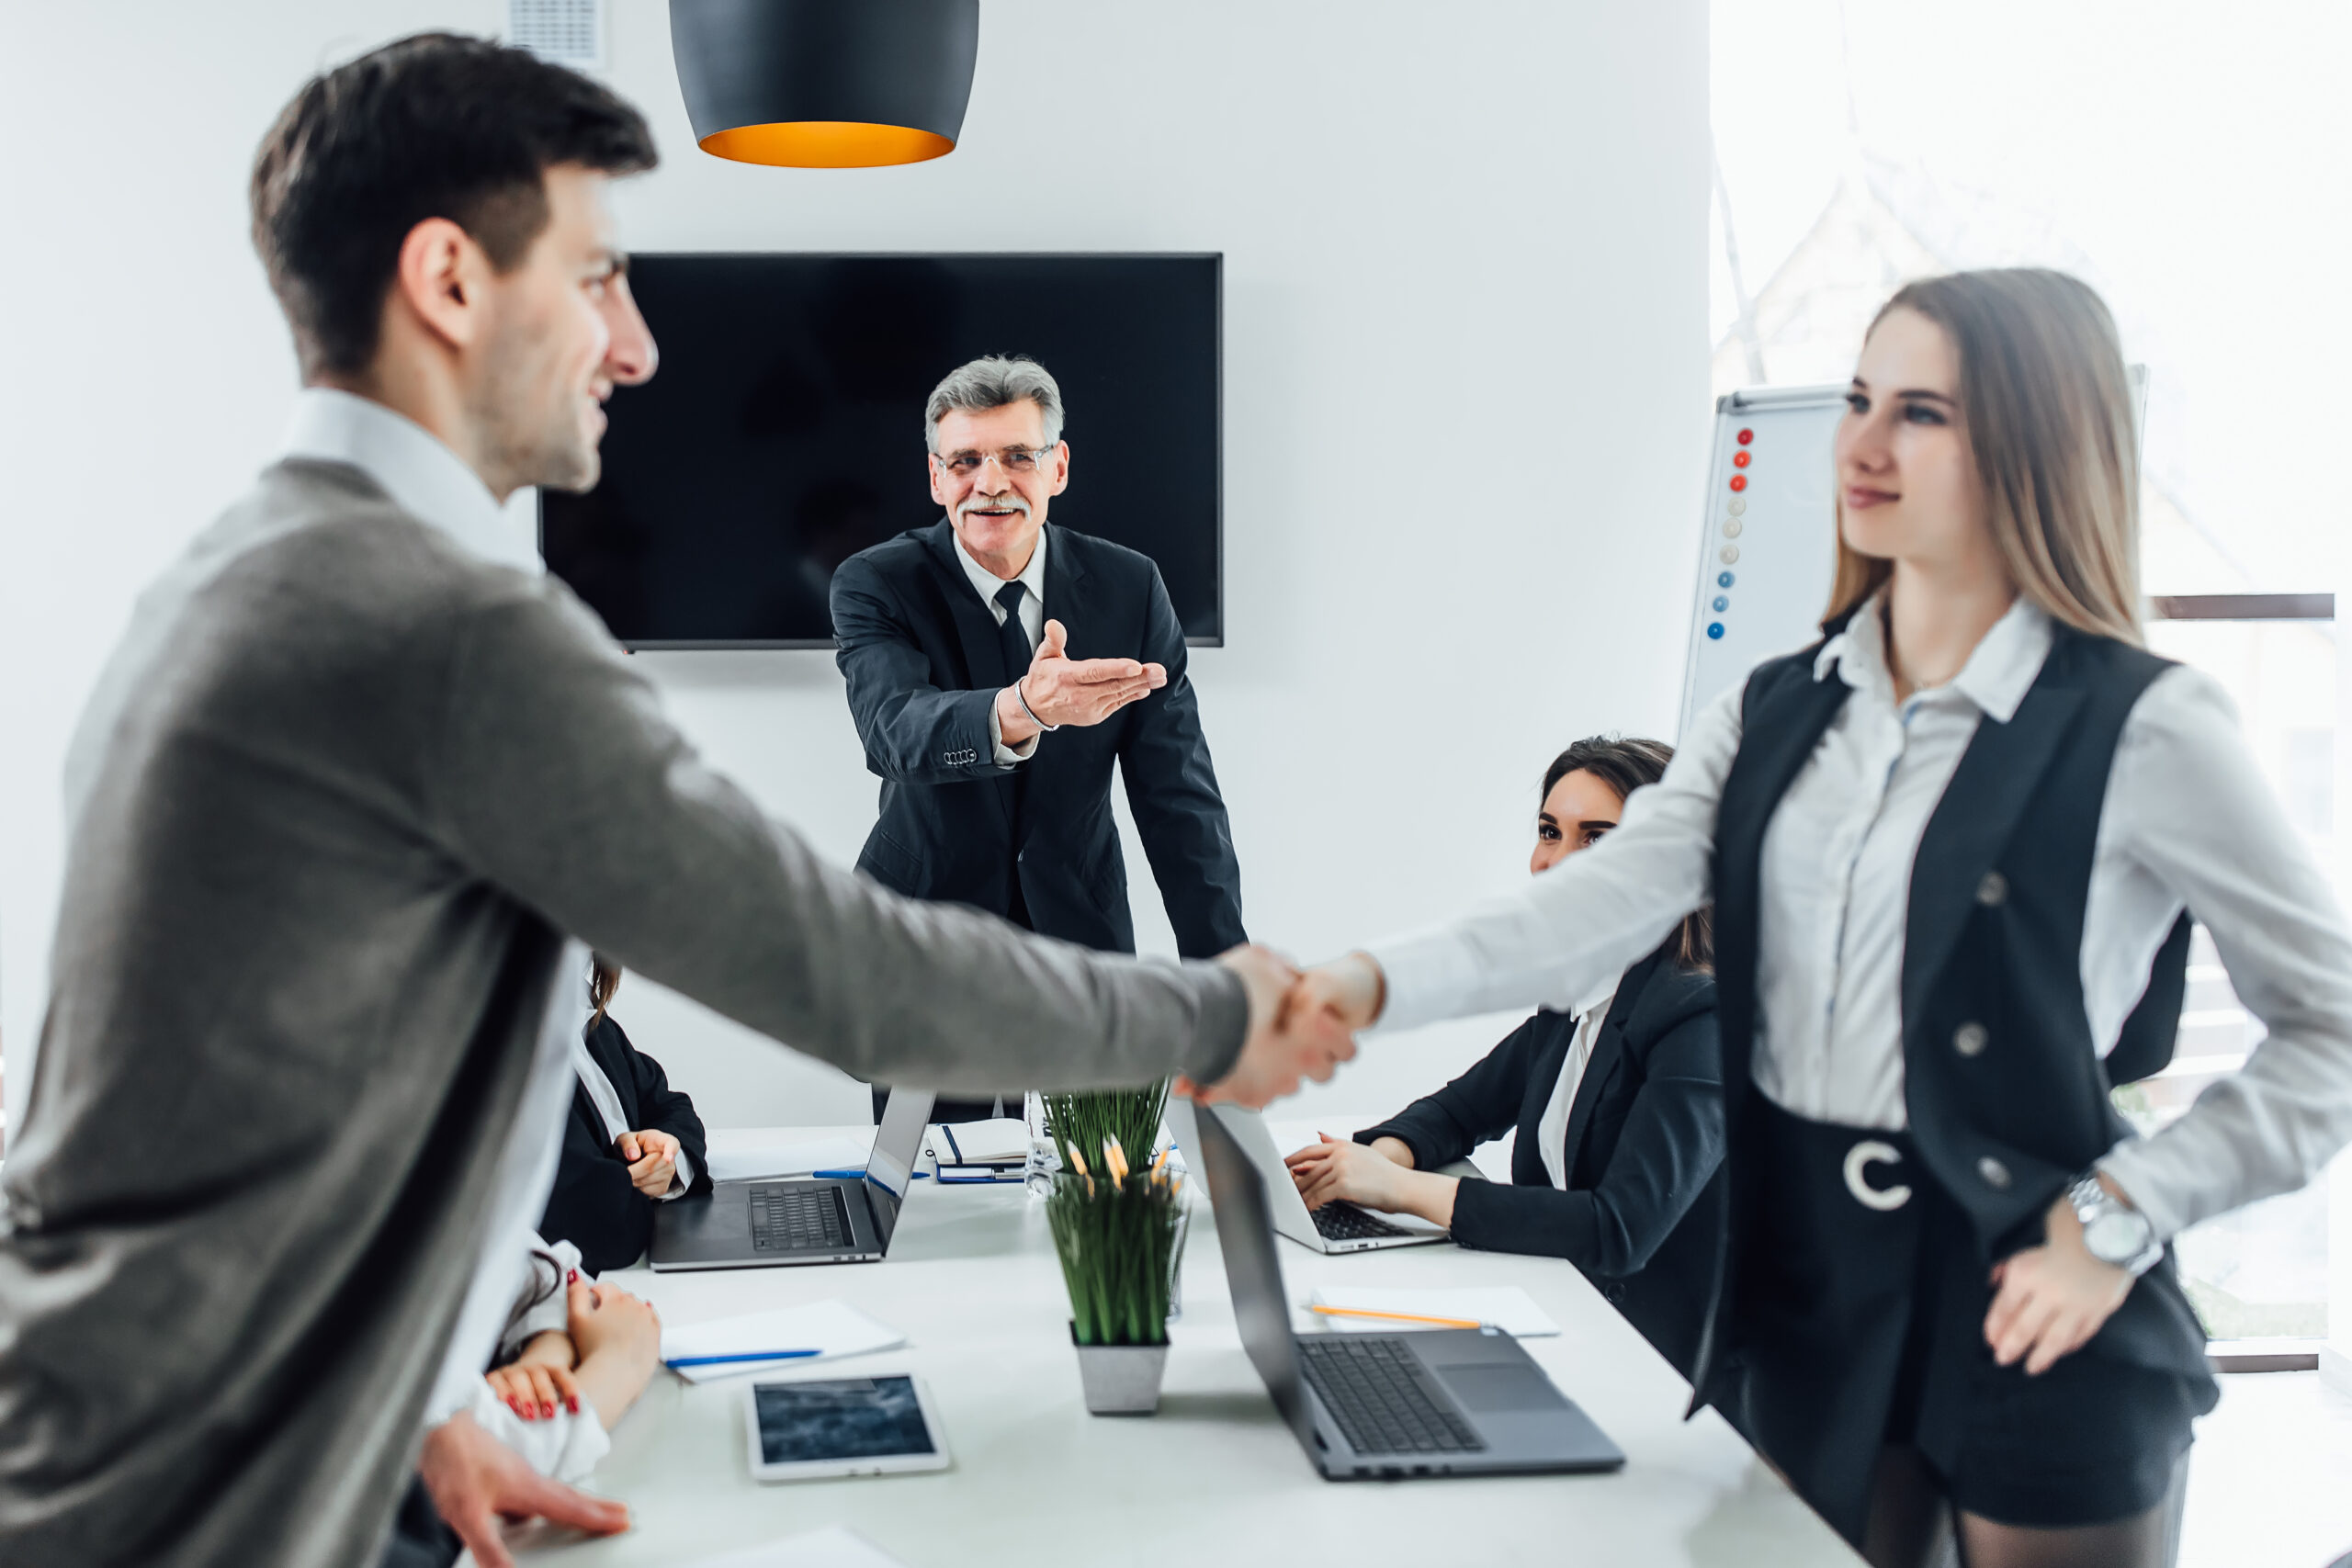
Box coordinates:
[831,355,1247,1121]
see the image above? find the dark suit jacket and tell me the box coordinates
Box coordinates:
[1355,945,1725,1378]
[830,519,1245,958]
[537,1014,714,1275]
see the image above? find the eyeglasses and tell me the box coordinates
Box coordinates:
[934,446,1056,479]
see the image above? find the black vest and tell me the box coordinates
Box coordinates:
[1692,615,2207,1398]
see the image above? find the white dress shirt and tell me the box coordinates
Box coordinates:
[277,389,594,1427]
[1535,975,1622,1191]
[571,1029,695,1198]
[1371,592,2352,1243]
[953,526,1048,765]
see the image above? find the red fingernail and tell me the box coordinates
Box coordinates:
[568,1398,581,1414]
[567,1268,580,1283]
[542,1402,555,1417]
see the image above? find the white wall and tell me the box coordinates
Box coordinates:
[0,1,1710,1134]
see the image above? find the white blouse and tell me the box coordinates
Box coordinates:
[1535,975,1621,1191]
[1370,594,2352,1243]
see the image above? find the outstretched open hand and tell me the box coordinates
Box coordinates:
[1003,618,1167,738]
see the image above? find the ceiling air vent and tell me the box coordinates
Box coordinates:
[509,0,605,73]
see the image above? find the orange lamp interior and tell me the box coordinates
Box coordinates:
[699,120,955,168]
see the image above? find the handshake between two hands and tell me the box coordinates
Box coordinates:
[1174,946,1390,1110]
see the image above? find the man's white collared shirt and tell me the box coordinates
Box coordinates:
[951,525,1047,765]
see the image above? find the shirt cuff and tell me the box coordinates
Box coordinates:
[2094,1139,2187,1242]
[469,1382,612,1483]
[662,1150,695,1201]
[988,693,1040,766]
[1363,930,1480,1036]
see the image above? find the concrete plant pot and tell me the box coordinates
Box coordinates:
[1069,1326,1170,1416]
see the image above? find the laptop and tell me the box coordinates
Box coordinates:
[1193,1101,1623,1479]
[650,1089,935,1271]
[1179,1103,1448,1254]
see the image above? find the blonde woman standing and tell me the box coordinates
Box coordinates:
[1299,269,2352,1567]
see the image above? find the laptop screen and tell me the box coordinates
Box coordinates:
[1193,1104,1316,1445]
[862,1089,934,1250]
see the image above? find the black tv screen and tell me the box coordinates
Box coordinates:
[540,253,1222,648]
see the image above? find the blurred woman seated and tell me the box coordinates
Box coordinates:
[537,955,714,1273]
[1284,737,1724,1376]
[473,1235,662,1483]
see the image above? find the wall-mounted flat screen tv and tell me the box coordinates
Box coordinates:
[540,252,1222,648]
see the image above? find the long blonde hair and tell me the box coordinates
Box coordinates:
[1823,268,2143,645]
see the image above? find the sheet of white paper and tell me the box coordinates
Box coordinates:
[662,1300,906,1383]
[680,1525,910,1568]
[1305,1285,1561,1338]
[705,1134,874,1184]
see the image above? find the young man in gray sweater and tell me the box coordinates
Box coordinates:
[0,34,1348,1568]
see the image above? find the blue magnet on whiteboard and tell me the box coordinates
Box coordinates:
[1706,622,1725,640]
[1713,595,1729,612]
[1717,571,1735,588]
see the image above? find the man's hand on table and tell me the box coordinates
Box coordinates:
[417,1409,628,1568]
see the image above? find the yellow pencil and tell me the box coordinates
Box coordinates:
[1307,1304,1485,1330]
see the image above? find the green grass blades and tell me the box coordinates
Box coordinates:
[1039,1083,1168,1178]
[1045,1085,1186,1348]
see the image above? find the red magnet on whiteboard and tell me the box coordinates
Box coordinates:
[1729,474,1747,492]
[1733,451,1751,468]
[1736,427,1754,445]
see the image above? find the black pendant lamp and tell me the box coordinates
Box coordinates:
[671,0,980,169]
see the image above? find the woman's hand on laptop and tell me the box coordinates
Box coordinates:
[616,1128,680,1195]
[1286,1134,1457,1229]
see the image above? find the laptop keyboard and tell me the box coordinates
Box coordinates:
[748,1184,852,1253]
[1298,1337,1487,1455]
[1312,1201,1412,1242]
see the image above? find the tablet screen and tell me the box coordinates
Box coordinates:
[753,1376,936,1464]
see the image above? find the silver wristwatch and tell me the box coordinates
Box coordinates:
[2068,1174,2163,1276]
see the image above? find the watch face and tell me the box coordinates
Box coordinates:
[2085,1210,2152,1264]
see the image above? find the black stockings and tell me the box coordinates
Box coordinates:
[1860,1445,2187,1568]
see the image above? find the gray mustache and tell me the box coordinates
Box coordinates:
[959,495,1031,519]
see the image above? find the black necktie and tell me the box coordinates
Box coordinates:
[992,579,1035,931]
[995,581,1033,682]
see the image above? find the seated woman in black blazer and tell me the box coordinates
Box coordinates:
[537,955,715,1274]
[1285,737,1723,1376]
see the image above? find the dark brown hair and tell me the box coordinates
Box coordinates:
[1824,269,2142,644]
[1542,736,1713,973]
[249,32,657,379]
[587,953,622,1030]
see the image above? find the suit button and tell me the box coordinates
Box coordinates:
[1953,1021,1988,1058]
[1977,871,2008,907]
[1977,1156,2012,1190]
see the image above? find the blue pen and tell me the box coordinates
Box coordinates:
[664,1348,823,1370]
[810,1168,931,1181]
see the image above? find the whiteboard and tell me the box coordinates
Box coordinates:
[1676,384,1848,738]
[1675,369,2144,738]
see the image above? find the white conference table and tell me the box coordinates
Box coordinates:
[506,1124,1856,1568]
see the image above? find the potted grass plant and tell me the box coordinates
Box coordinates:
[1042,1082,1187,1416]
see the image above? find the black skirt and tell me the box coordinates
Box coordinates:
[1724,1094,2212,1542]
